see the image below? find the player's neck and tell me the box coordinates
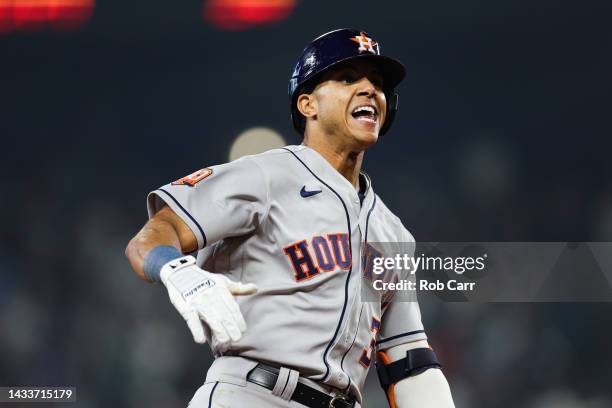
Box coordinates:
[303,138,364,189]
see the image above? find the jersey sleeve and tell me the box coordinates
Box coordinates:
[376,227,428,351]
[146,156,270,250]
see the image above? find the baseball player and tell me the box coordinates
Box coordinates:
[126,29,455,408]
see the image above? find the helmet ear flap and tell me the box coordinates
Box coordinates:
[379,92,399,136]
[387,92,399,111]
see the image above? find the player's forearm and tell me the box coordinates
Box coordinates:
[393,368,454,408]
[125,218,183,281]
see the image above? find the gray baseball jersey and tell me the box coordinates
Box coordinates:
[147,144,427,401]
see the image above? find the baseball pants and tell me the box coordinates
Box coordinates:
[187,356,362,408]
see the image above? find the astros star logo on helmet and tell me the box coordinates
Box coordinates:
[350,32,378,54]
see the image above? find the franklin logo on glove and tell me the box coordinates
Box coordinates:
[183,279,216,298]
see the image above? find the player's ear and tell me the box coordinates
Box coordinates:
[297,93,317,120]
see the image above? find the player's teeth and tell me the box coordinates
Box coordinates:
[352,106,376,117]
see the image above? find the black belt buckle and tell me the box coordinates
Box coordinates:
[329,394,352,408]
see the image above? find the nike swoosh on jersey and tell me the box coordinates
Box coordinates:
[300,186,322,198]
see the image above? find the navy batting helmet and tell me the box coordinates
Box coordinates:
[288,28,406,136]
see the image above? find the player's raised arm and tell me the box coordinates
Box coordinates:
[125,205,198,281]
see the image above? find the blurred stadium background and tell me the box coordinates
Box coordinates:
[1,0,611,406]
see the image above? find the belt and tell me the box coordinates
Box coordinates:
[246,363,356,408]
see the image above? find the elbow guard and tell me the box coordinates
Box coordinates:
[376,347,441,392]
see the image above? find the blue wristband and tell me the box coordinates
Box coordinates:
[143,246,183,282]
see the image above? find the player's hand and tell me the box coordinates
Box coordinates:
[160,255,257,350]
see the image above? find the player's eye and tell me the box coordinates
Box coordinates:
[340,73,357,84]
[371,77,384,89]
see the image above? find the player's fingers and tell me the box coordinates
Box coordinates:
[185,311,206,344]
[220,294,247,333]
[220,317,242,342]
[225,280,258,296]
[202,309,230,346]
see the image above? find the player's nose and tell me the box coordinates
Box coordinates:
[355,77,377,97]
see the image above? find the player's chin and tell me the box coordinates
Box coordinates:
[347,118,380,145]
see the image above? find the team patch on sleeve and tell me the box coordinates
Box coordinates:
[171,168,213,186]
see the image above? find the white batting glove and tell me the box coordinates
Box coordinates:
[160,255,257,350]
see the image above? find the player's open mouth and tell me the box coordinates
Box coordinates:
[351,104,378,124]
